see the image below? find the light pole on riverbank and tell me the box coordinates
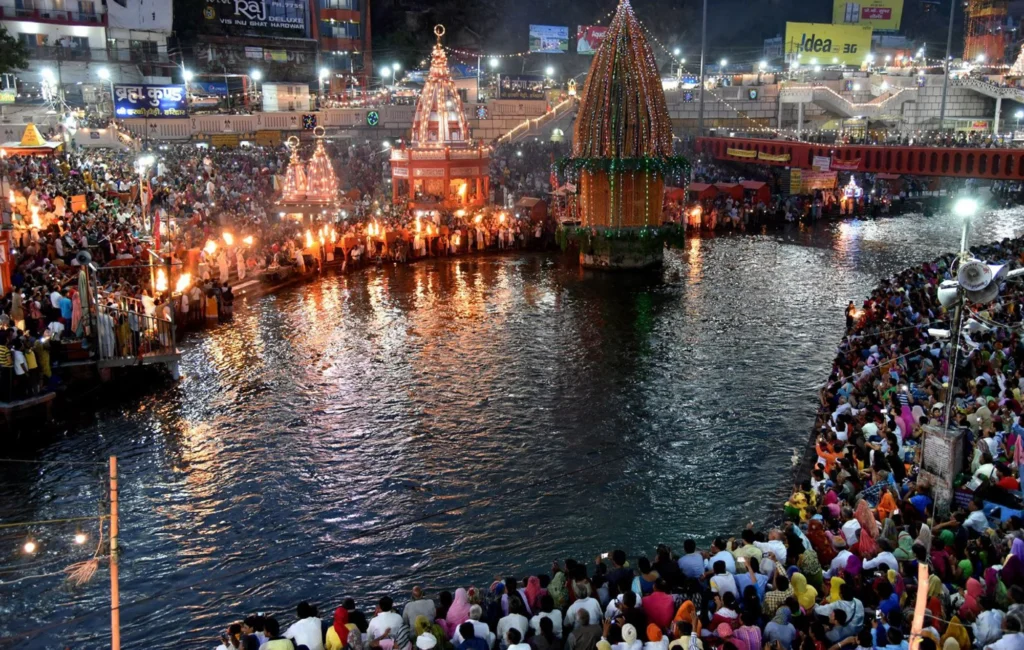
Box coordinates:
[940,197,976,429]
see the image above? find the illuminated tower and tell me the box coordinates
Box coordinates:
[965,0,1009,64]
[389,25,490,206]
[281,137,307,203]
[558,0,689,269]
[305,128,339,203]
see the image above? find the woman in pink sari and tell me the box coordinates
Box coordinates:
[524,576,543,614]
[445,588,471,637]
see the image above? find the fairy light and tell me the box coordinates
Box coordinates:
[74,533,87,545]
[23,540,36,554]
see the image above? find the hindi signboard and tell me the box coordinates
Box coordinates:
[114,84,188,118]
[832,0,904,32]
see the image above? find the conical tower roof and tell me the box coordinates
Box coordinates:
[1011,44,1024,76]
[20,123,45,147]
[411,25,471,147]
[572,0,674,159]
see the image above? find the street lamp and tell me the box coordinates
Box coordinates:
[319,67,330,100]
[976,54,986,63]
[489,58,499,69]
[545,65,554,77]
[250,69,262,104]
[758,60,767,71]
[719,58,727,72]
[673,47,681,56]
[182,69,194,83]
[97,67,115,116]
[381,66,393,87]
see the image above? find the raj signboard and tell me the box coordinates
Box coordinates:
[202,0,307,38]
[832,0,904,32]
[784,22,873,65]
[577,25,608,55]
[529,25,569,54]
[114,84,188,118]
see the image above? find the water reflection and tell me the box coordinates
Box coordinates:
[3,213,1023,649]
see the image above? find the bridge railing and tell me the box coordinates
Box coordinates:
[496,98,577,144]
[697,134,1024,180]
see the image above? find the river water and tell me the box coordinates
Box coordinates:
[2,212,1023,648]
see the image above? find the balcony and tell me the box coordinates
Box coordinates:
[0,5,106,26]
[25,44,103,61]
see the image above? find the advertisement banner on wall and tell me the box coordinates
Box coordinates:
[113,84,188,118]
[529,25,569,54]
[832,0,904,32]
[202,0,308,38]
[192,80,229,96]
[108,0,173,33]
[576,25,608,55]
[784,22,873,65]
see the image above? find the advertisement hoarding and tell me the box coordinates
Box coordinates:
[202,0,307,38]
[784,22,873,65]
[832,0,904,32]
[114,84,188,118]
[529,25,569,54]
[108,0,173,33]
[576,25,608,55]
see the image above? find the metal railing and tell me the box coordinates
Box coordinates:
[95,300,175,362]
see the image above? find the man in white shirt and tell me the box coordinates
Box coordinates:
[825,546,853,579]
[451,605,495,648]
[862,541,899,573]
[752,531,787,568]
[704,538,737,575]
[564,584,603,632]
[284,602,324,650]
[965,497,991,536]
[708,560,738,600]
[367,596,405,642]
[841,510,861,547]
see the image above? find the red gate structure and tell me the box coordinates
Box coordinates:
[696,136,1024,180]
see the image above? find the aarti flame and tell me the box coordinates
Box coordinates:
[155,269,168,292]
[243,235,254,246]
[305,229,314,248]
[175,273,192,293]
[222,232,234,246]
[203,240,217,255]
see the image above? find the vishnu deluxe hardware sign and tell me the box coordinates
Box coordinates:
[202,0,308,38]
[114,84,188,118]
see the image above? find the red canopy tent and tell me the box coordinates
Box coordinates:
[665,186,687,202]
[688,183,717,201]
[739,180,770,204]
[713,182,744,201]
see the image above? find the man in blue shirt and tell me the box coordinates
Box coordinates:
[457,623,489,650]
[734,557,769,602]
[677,539,705,581]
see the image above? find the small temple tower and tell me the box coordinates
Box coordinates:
[560,0,687,269]
[390,25,490,207]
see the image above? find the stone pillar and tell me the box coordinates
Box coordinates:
[994,96,1003,135]
[484,176,490,204]
[777,97,784,129]
[797,102,804,136]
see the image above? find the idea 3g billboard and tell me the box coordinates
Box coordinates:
[784,22,874,65]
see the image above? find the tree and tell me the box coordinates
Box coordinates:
[0,25,28,76]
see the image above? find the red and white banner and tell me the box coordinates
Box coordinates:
[831,157,862,171]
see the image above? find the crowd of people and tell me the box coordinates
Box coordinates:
[0,137,567,399]
[207,232,1024,650]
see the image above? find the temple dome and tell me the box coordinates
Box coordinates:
[411,25,472,148]
[572,0,674,160]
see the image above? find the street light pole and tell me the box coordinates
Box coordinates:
[942,197,976,429]
[938,0,956,132]
[697,0,708,136]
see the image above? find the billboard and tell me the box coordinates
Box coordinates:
[113,84,188,118]
[784,22,873,65]
[833,0,904,32]
[107,0,172,33]
[202,0,307,38]
[576,25,608,55]
[529,25,569,54]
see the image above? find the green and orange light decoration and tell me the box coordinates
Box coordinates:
[555,0,687,263]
